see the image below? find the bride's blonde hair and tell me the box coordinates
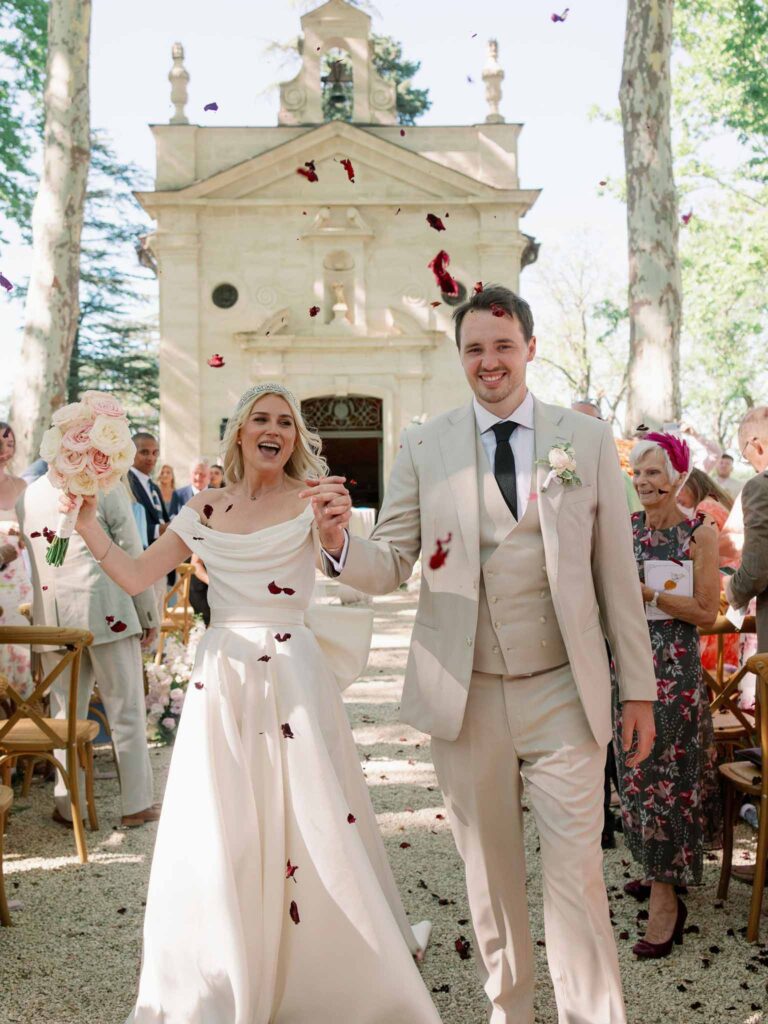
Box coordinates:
[221,384,328,484]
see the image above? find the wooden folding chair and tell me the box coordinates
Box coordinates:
[155,562,195,663]
[717,653,768,941]
[0,627,96,864]
[698,614,758,757]
[0,783,12,925]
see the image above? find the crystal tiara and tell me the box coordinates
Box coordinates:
[235,382,300,414]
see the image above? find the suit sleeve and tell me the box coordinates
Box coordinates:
[321,428,422,595]
[102,487,159,629]
[728,474,768,610]
[591,423,657,703]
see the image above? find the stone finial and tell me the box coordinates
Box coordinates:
[482,39,505,124]
[169,42,190,125]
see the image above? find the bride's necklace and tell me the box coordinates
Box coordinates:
[245,479,287,502]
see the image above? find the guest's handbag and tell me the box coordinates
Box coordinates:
[304,603,374,691]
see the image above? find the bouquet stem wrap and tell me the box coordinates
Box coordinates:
[45,496,83,567]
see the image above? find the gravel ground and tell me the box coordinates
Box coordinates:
[0,590,765,1024]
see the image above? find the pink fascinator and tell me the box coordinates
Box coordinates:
[644,432,691,475]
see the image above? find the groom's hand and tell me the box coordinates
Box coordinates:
[299,477,352,556]
[621,700,656,768]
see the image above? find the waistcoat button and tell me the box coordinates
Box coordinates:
[541,639,547,647]
[540,590,547,599]
[491,596,498,604]
[492,645,500,654]
[466,636,473,646]
[540,616,547,624]
[494,621,501,629]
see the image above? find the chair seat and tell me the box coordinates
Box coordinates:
[162,605,193,627]
[0,718,99,751]
[0,785,12,815]
[719,759,763,795]
[711,709,751,736]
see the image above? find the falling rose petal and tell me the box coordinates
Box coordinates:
[281,722,294,738]
[309,305,320,317]
[430,301,441,308]
[29,531,41,538]
[347,812,356,824]
[466,75,474,84]
[0,273,13,292]
[225,504,233,513]
[427,250,459,297]
[203,101,219,112]
[259,654,272,663]
[400,128,406,136]
[348,479,358,488]
[473,281,484,294]
[202,504,213,519]
[42,585,48,591]
[599,180,608,187]
[395,207,401,215]
[289,900,300,924]
[207,354,225,368]
[400,842,411,849]
[340,157,355,182]
[551,7,570,22]
[681,210,693,225]
[429,532,453,571]
[43,527,56,544]
[268,581,283,594]
[286,860,299,882]
[435,813,445,820]
[297,160,319,182]
[426,213,446,232]
[105,615,115,623]
[109,620,128,633]
[282,587,296,596]
[194,681,204,690]
[454,936,471,960]
[274,633,292,643]
[490,303,506,317]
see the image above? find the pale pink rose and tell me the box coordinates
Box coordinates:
[54,447,89,476]
[161,717,177,731]
[39,426,63,463]
[549,447,576,472]
[46,467,67,489]
[67,470,99,496]
[89,414,132,456]
[86,448,113,479]
[51,401,91,429]
[82,391,124,418]
[60,421,93,454]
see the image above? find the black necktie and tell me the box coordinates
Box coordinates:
[491,420,518,519]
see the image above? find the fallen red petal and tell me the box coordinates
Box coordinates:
[29,531,41,538]
[268,581,282,594]
[426,213,446,232]
[289,900,300,924]
[681,210,693,225]
[225,504,233,513]
[281,722,294,738]
[0,273,13,292]
[455,936,471,959]
[274,633,292,642]
[599,180,608,187]
[202,504,213,519]
[347,812,356,824]
[340,157,355,182]
[42,585,48,591]
[105,615,115,623]
[282,587,296,596]
[473,281,484,294]
[490,303,506,317]
[286,860,299,881]
[194,681,204,689]
[430,301,441,308]
[429,532,453,571]
[309,305,320,317]
[400,842,411,848]
[259,654,272,663]
[207,354,225,368]
[110,620,128,633]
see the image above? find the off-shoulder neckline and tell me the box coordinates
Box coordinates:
[179,502,312,538]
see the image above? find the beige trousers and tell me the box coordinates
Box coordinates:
[431,664,626,1024]
[44,635,154,819]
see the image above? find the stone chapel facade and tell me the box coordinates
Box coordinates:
[137,0,540,507]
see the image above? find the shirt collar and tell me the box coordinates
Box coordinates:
[473,391,535,434]
[132,467,151,486]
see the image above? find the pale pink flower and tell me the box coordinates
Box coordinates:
[161,717,177,731]
[89,414,132,456]
[51,401,92,429]
[86,448,113,479]
[60,421,93,454]
[82,391,124,418]
[54,447,90,476]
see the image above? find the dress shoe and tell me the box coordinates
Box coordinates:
[121,803,162,828]
[632,897,687,959]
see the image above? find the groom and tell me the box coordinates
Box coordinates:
[311,284,657,1024]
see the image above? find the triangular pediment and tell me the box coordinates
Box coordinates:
[136,121,524,209]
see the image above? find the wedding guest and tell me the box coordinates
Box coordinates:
[19,473,161,827]
[157,464,176,511]
[209,464,225,488]
[678,468,739,671]
[712,452,743,500]
[169,458,211,517]
[128,433,169,544]
[0,423,32,697]
[617,433,721,958]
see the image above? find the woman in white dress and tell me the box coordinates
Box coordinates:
[0,422,33,697]
[61,384,442,1024]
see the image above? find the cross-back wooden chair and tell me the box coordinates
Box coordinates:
[0,783,13,925]
[155,562,195,663]
[717,652,768,942]
[0,627,96,864]
[698,614,758,757]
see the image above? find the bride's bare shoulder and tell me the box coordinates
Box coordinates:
[186,488,227,513]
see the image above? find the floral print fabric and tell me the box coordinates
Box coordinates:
[613,513,722,886]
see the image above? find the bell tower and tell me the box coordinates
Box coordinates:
[278,0,397,126]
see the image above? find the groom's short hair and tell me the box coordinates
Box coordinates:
[452,284,535,349]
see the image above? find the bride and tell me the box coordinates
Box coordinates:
[61,384,442,1024]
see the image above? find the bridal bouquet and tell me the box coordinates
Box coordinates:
[39,391,135,566]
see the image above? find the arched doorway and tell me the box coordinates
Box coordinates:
[301,395,383,510]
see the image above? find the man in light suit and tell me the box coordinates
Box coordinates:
[311,285,657,1024]
[169,458,211,518]
[18,475,161,828]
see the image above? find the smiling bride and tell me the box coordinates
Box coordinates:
[60,383,442,1024]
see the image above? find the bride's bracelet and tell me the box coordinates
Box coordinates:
[95,539,114,564]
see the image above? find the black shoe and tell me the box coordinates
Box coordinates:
[601,829,616,850]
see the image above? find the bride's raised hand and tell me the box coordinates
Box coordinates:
[58,491,98,533]
[299,476,352,552]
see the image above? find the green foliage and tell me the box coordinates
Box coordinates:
[320,34,431,125]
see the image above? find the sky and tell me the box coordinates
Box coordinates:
[0,0,631,406]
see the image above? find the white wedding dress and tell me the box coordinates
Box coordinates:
[127,505,441,1024]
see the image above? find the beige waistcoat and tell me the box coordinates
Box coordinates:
[472,428,569,677]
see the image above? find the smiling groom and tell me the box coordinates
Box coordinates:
[312,284,657,1024]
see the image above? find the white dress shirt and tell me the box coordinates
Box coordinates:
[473,390,535,522]
[131,467,163,540]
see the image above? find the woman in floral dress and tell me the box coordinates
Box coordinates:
[613,433,721,959]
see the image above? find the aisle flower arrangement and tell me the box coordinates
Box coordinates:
[144,621,206,745]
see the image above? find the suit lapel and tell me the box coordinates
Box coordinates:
[534,398,574,581]
[438,403,480,571]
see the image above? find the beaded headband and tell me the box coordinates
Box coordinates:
[235,383,300,415]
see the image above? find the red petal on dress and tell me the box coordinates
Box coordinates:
[202,504,213,519]
[267,581,282,594]
[110,620,128,633]
[194,682,204,690]
[347,813,356,824]
[259,655,272,664]
[286,860,299,881]
[274,633,292,643]
[289,900,300,924]
[281,722,294,738]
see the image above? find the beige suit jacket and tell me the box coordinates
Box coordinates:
[17,475,159,645]
[327,397,657,743]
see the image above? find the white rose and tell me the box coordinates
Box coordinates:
[67,470,99,496]
[89,414,132,456]
[548,448,571,472]
[51,401,91,429]
[39,425,63,463]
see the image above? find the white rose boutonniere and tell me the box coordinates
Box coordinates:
[538,441,581,491]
